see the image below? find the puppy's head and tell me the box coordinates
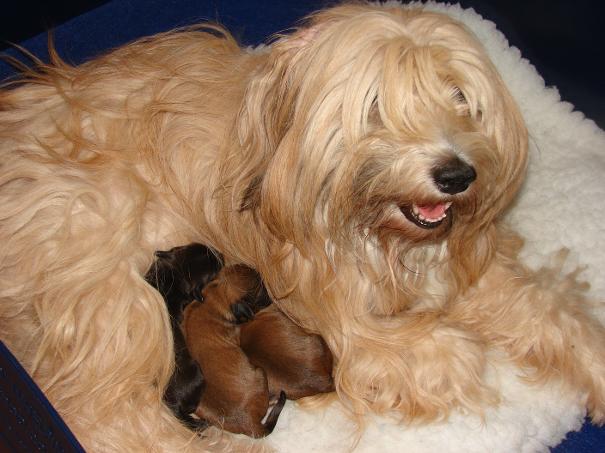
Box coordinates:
[234,4,527,296]
[148,243,223,299]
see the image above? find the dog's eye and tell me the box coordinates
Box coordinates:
[450,87,470,117]
[453,87,468,108]
[453,87,466,104]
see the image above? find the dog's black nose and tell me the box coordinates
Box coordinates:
[432,157,476,195]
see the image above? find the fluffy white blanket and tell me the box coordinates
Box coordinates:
[262,3,605,452]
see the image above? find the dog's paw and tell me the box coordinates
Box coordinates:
[586,357,605,425]
[338,322,495,423]
[403,324,496,420]
[588,404,605,426]
[230,302,255,324]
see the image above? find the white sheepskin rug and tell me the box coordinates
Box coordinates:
[261,2,605,452]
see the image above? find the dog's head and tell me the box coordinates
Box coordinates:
[233,4,527,300]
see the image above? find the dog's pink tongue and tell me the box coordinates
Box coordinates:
[417,203,446,219]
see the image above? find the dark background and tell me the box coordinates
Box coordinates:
[1,0,603,128]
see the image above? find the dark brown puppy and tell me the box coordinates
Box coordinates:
[145,243,222,430]
[240,304,335,400]
[183,265,285,438]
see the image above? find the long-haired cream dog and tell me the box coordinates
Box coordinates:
[1,2,604,451]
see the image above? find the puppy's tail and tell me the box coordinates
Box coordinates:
[262,391,287,434]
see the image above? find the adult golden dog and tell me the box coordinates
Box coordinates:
[1,2,603,451]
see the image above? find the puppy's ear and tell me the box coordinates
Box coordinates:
[154,250,172,259]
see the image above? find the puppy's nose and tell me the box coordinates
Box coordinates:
[432,157,476,195]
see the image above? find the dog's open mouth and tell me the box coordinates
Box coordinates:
[400,202,452,229]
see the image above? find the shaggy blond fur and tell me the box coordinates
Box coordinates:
[1,2,604,451]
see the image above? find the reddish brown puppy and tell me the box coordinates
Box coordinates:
[240,304,334,401]
[183,266,285,438]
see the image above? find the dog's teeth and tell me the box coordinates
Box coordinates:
[408,202,451,227]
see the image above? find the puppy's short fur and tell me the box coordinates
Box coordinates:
[240,304,334,400]
[183,265,286,438]
[145,243,222,429]
[151,243,333,436]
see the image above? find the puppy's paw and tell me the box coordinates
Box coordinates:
[182,414,209,432]
[230,301,255,324]
[189,283,206,302]
[262,391,287,434]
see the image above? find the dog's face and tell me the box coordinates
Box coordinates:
[234,5,528,298]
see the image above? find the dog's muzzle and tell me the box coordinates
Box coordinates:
[397,157,475,231]
[431,157,476,195]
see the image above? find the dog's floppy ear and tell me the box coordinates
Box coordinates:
[235,53,296,212]
[236,24,324,212]
[239,175,263,211]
